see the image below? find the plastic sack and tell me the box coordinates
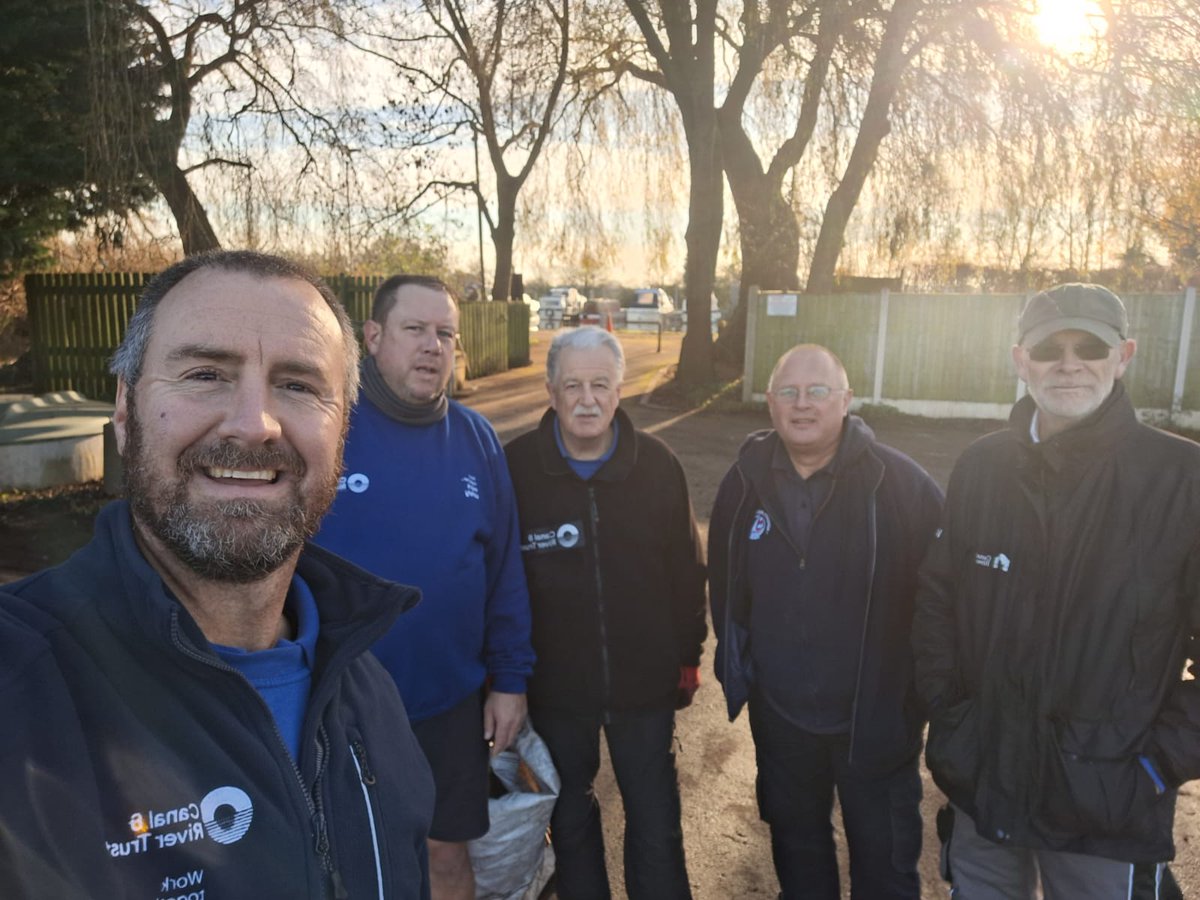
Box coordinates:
[469,722,560,900]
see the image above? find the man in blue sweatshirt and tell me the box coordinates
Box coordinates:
[0,251,434,898]
[315,274,534,900]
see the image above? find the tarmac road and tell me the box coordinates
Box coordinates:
[464,329,1199,899]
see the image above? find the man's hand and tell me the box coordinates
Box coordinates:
[483,691,527,756]
[677,666,701,709]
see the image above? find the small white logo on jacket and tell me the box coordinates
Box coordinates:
[521,521,585,552]
[462,475,480,499]
[749,510,771,541]
[974,552,1011,572]
[108,785,254,858]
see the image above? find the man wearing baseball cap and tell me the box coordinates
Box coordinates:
[912,283,1200,897]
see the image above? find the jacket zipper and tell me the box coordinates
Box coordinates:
[350,739,385,900]
[588,486,613,721]
[313,728,349,898]
[846,467,883,766]
[170,615,344,899]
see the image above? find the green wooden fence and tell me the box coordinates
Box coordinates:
[743,287,1200,425]
[24,272,530,401]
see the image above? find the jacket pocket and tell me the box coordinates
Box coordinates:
[1037,717,1165,842]
[925,696,980,799]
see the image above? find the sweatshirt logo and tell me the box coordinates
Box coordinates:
[462,474,480,499]
[974,552,1011,573]
[749,510,771,541]
[338,472,370,493]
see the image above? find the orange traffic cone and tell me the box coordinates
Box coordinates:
[605,311,614,332]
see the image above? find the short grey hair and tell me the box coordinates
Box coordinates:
[110,250,361,407]
[546,327,626,384]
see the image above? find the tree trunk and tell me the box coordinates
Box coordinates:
[490,177,517,302]
[806,0,917,293]
[718,177,801,362]
[676,117,721,386]
[153,161,220,255]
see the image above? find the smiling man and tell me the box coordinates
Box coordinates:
[504,327,707,900]
[708,343,943,900]
[914,284,1200,898]
[314,274,534,900]
[0,251,434,898]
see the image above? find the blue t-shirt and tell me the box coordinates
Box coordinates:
[554,417,619,480]
[214,575,319,759]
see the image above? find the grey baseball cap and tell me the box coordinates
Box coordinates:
[1018,283,1128,347]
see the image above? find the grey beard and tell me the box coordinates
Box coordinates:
[153,496,309,584]
[123,394,336,584]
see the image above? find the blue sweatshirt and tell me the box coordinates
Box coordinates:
[315,396,534,722]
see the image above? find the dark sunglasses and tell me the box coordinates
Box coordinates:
[1026,336,1114,362]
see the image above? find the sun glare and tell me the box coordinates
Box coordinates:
[1032,0,1104,54]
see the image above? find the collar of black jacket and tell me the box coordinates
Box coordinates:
[534,405,638,481]
[75,500,420,672]
[1008,380,1137,473]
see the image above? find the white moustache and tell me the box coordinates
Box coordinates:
[572,403,603,417]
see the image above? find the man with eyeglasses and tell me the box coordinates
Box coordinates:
[913,283,1199,898]
[314,275,534,900]
[708,343,943,899]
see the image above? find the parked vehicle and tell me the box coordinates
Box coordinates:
[625,288,675,332]
[581,297,622,328]
[538,287,582,329]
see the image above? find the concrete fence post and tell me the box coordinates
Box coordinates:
[1171,286,1196,420]
[743,286,760,403]
[872,288,889,404]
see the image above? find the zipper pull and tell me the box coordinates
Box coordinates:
[351,740,376,785]
[799,557,806,570]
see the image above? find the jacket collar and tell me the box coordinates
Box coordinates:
[737,414,876,487]
[535,405,638,481]
[1008,380,1137,473]
[78,501,418,669]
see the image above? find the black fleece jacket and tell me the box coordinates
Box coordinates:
[505,407,707,714]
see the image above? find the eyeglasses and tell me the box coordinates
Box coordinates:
[1026,337,1114,363]
[770,384,846,403]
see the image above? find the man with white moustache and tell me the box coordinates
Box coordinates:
[315,274,534,900]
[0,251,434,898]
[504,327,707,899]
[914,283,1200,897]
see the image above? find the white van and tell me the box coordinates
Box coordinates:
[624,288,674,332]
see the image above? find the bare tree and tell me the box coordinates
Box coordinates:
[378,0,571,301]
[89,0,373,254]
[601,0,721,384]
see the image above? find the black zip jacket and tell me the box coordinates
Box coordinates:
[0,501,434,899]
[913,382,1200,863]
[708,417,943,774]
[504,408,707,714]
